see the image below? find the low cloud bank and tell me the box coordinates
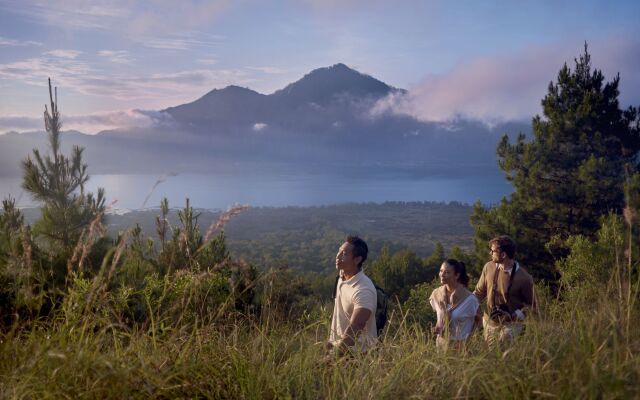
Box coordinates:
[0,109,175,134]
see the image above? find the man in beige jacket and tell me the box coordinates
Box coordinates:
[473,235,535,344]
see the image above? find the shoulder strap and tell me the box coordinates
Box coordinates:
[332,274,340,299]
[507,262,518,296]
[492,262,518,305]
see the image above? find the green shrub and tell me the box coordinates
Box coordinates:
[557,213,629,303]
[403,279,439,328]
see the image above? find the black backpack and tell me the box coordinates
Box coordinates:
[332,275,388,336]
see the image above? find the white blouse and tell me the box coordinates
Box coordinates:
[430,293,479,341]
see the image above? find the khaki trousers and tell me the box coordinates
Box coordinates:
[482,314,523,345]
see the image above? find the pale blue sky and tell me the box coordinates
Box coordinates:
[1,0,639,133]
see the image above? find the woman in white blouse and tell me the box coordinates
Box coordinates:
[429,259,479,349]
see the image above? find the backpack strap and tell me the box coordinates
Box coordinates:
[332,274,340,299]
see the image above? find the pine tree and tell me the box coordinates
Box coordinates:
[0,197,42,323]
[22,79,106,261]
[472,44,640,281]
[158,198,229,273]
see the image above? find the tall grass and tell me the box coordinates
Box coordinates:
[1,270,638,399]
[1,198,638,398]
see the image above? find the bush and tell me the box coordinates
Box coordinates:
[557,213,628,303]
[403,279,440,328]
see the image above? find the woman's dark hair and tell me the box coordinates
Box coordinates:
[444,258,470,287]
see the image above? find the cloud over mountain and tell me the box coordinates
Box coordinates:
[373,38,640,124]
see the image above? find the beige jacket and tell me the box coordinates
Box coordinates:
[473,261,535,316]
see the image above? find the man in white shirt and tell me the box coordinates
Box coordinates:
[326,236,378,359]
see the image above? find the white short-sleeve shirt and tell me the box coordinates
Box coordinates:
[329,270,378,351]
[430,293,479,341]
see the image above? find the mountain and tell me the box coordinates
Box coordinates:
[165,85,268,131]
[271,63,397,105]
[163,63,402,137]
[0,63,531,179]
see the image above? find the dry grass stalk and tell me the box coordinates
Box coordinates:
[88,228,130,311]
[179,230,197,270]
[66,200,113,280]
[140,173,178,209]
[67,230,86,277]
[623,206,636,227]
[623,164,636,272]
[106,230,129,286]
[79,220,107,272]
[19,225,35,305]
[20,225,33,274]
[201,204,250,245]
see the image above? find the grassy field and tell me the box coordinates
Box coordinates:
[2,199,638,399]
[1,275,638,400]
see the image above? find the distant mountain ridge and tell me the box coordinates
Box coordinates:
[0,63,531,178]
[163,63,402,135]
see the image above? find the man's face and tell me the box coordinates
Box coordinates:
[490,244,505,264]
[335,242,358,271]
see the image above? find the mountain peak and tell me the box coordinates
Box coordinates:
[163,84,264,117]
[204,85,261,97]
[327,62,350,70]
[310,62,359,74]
[272,63,393,104]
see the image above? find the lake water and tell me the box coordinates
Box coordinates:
[0,173,512,211]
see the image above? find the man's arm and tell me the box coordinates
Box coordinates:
[473,263,488,301]
[518,276,536,317]
[472,264,488,327]
[334,307,372,353]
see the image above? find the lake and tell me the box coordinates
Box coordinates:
[0,172,512,211]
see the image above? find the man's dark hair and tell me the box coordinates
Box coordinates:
[346,235,368,269]
[489,235,516,259]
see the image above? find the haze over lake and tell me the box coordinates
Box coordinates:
[0,172,512,211]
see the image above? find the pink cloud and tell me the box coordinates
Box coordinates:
[373,37,640,123]
[6,1,229,37]
[0,110,174,134]
[0,36,42,46]
[0,52,254,110]
[45,49,83,59]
